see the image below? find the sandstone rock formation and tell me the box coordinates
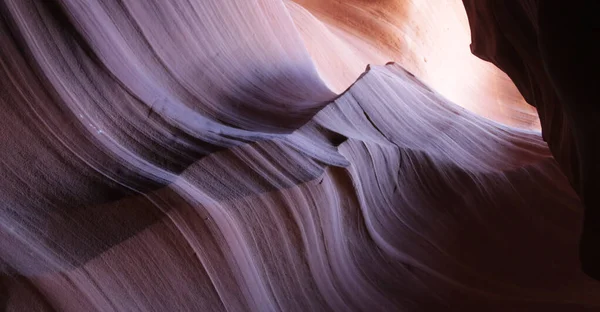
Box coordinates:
[1,0,598,310]
[462,0,600,281]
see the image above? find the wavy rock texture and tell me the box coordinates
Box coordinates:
[0,0,598,311]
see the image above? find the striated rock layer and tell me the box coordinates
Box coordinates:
[1,0,598,311]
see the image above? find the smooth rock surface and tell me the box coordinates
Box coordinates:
[1,0,598,310]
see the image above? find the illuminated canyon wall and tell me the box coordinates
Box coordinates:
[1,0,598,311]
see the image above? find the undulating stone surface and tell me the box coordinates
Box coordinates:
[1,0,598,310]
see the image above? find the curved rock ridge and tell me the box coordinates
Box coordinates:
[288,0,541,129]
[1,0,598,311]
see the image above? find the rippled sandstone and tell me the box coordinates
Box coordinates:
[1,0,598,311]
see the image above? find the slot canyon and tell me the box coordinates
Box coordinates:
[1,0,599,311]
